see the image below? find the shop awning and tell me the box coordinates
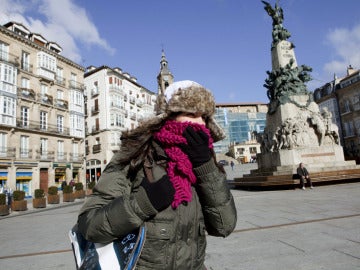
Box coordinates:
[0,172,7,180]
[16,172,32,180]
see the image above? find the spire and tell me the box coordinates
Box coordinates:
[157,49,174,95]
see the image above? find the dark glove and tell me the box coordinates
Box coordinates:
[141,175,175,211]
[180,126,211,167]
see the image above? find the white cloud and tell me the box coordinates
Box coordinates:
[324,24,360,76]
[0,0,115,63]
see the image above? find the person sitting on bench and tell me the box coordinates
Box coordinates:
[297,162,313,190]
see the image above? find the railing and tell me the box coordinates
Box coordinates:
[91,88,99,97]
[16,118,71,136]
[37,93,53,105]
[56,152,67,162]
[93,144,101,154]
[0,147,16,158]
[69,153,83,162]
[91,106,99,115]
[19,149,33,159]
[0,51,19,67]
[36,150,55,161]
[17,87,36,100]
[55,76,66,86]
[69,80,85,90]
[21,63,33,73]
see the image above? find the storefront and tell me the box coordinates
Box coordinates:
[0,171,7,188]
[53,163,70,186]
[16,171,32,197]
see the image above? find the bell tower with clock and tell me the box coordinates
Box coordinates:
[157,49,174,96]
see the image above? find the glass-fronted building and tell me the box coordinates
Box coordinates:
[214,103,268,153]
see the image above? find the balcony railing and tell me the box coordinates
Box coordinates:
[36,150,55,161]
[57,151,67,162]
[69,80,85,90]
[93,144,101,154]
[17,87,36,100]
[69,153,83,162]
[0,147,16,158]
[37,93,53,105]
[55,76,66,86]
[21,63,33,73]
[19,149,33,159]
[16,118,71,136]
[0,51,19,67]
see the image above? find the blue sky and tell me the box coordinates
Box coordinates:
[1,0,360,103]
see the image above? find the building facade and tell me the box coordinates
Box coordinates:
[314,65,360,163]
[214,103,267,154]
[84,66,156,182]
[0,22,86,197]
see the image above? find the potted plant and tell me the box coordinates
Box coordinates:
[74,182,85,199]
[0,193,9,216]
[86,181,96,195]
[33,189,46,208]
[62,185,75,202]
[47,186,60,204]
[11,190,27,211]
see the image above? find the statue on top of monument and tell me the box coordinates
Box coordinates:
[262,0,291,49]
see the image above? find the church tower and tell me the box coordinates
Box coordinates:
[157,49,174,95]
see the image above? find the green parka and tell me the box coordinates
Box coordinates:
[78,142,237,270]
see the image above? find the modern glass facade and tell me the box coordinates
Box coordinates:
[214,106,267,154]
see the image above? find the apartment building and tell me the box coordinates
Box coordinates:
[314,65,360,163]
[84,66,156,182]
[0,22,85,197]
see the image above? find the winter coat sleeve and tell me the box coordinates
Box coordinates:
[77,161,158,244]
[193,159,237,237]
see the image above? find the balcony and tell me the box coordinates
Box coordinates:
[54,99,68,109]
[36,150,55,161]
[91,106,99,115]
[91,126,100,134]
[17,87,36,101]
[91,88,99,97]
[19,149,33,159]
[55,76,66,86]
[0,147,16,158]
[0,51,19,67]
[93,144,101,154]
[69,153,83,162]
[56,152,67,162]
[21,63,33,73]
[16,118,71,136]
[130,112,136,120]
[37,93,53,105]
[69,80,85,91]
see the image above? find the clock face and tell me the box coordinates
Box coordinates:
[163,75,169,81]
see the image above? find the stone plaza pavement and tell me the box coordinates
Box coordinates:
[0,178,359,269]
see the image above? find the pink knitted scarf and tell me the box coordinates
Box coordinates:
[153,120,213,208]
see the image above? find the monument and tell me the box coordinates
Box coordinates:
[234,1,358,187]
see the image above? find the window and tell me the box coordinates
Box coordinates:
[20,136,29,158]
[40,84,48,95]
[21,106,29,127]
[40,138,48,157]
[21,77,30,89]
[0,133,6,156]
[40,111,48,130]
[21,51,30,71]
[2,96,15,116]
[57,90,64,100]
[110,113,125,127]
[57,115,64,133]
[72,142,79,161]
[57,140,64,160]
[37,52,56,71]
[0,64,16,85]
[0,42,9,61]
[56,67,63,82]
[72,90,83,105]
